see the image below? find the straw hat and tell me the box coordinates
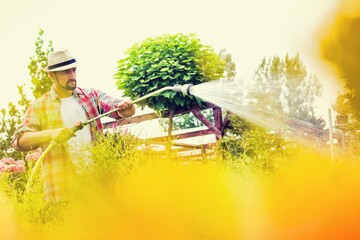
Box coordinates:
[44,49,77,72]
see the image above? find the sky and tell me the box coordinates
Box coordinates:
[0,0,343,119]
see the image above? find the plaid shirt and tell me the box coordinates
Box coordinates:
[12,86,123,199]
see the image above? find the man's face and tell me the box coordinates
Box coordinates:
[52,68,77,91]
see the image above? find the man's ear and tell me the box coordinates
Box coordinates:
[48,72,55,80]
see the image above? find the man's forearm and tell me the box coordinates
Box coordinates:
[17,130,55,151]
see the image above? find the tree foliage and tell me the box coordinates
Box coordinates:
[28,28,53,99]
[0,29,52,159]
[333,85,360,153]
[219,49,236,80]
[219,53,325,163]
[247,53,325,130]
[248,56,284,115]
[114,33,225,114]
[0,85,30,159]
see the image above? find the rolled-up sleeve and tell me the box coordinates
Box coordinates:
[95,89,124,120]
[11,105,40,151]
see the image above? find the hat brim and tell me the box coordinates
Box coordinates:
[43,62,77,72]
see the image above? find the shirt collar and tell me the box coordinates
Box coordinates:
[49,86,60,102]
[73,88,86,102]
[73,87,83,97]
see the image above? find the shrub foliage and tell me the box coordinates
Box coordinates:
[114,33,225,114]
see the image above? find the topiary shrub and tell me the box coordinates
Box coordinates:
[114,33,225,115]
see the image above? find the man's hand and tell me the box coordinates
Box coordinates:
[51,127,76,143]
[116,99,135,118]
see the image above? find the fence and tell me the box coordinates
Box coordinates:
[103,103,228,159]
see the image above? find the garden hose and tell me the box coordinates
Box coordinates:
[25,85,193,192]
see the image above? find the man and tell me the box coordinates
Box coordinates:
[12,49,136,200]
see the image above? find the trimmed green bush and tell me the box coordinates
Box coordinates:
[114,33,225,114]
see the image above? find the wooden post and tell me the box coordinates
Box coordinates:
[191,109,222,139]
[166,108,175,153]
[213,107,223,140]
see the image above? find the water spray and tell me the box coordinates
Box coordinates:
[25,84,195,191]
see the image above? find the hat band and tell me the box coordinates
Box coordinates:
[48,59,76,70]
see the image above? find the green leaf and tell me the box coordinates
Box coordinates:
[155,101,164,109]
[162,91,171,98]
[184,75,191,81]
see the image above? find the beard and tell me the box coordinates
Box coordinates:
[65,79,77,90]
[56,79,76,91]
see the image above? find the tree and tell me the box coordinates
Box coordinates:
[219,49,236,80]
[28,28,53,99]
[246,53,325,134]
[0,85,30,159]
[0,29,53,159]
[333,85,360,153]
[219,53,325,163]
[247,55,284,115]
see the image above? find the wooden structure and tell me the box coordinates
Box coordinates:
[103,103,229,158]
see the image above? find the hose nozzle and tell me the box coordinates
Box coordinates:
[172,84,193,96]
